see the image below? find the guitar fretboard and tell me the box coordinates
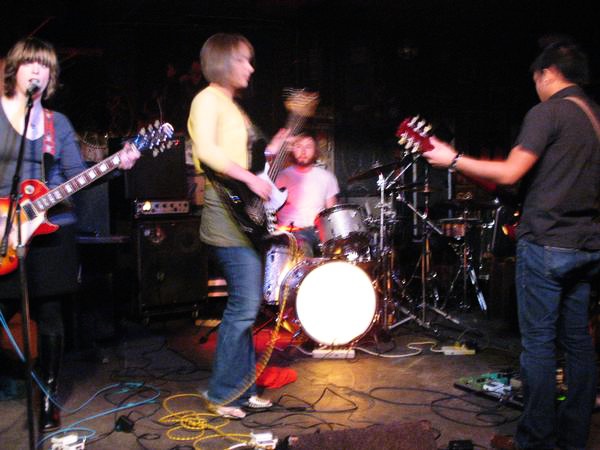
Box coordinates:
[32,152,123,214]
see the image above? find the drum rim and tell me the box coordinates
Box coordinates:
[316,203,367,217]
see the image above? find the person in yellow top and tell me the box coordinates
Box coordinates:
[187,32,286,419]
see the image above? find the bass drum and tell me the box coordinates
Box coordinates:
[279,258,377,346]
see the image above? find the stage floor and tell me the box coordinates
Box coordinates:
[1,307,599,450]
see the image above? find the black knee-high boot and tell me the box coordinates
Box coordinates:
[39,334,62,432]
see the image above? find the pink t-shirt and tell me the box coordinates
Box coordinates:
[275,165,339,228]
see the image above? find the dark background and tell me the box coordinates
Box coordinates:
[3,0,600,196]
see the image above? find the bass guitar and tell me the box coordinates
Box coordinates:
[0,121,175,276]
[202,89,319,249]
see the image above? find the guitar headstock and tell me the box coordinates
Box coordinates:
[395,116,433,153]
[131,121,175,157]
[283,88,319,118]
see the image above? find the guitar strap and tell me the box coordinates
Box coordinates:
[565,96,600,143]
[41,109,56,184]
[565,96,600,218]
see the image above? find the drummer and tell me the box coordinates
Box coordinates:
[275,132,339,256]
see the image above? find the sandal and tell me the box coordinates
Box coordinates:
[215,405,246,419]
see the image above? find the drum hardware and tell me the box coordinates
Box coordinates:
[444,227,488,313]
[392,164,466,331]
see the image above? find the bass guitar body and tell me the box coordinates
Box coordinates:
[203,164,288,249]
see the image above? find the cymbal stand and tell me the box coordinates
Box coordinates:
[374,171,405,331]
[394,166,462,330]
[446,227,488,313]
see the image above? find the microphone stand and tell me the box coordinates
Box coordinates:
[0,92,38,450]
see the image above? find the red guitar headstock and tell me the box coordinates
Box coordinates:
[395,116,433,153]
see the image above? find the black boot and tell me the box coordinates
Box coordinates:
[39,334,63,432]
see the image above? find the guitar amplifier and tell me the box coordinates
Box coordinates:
[134,199,190,217]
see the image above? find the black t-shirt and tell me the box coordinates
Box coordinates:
[516,85,600,249]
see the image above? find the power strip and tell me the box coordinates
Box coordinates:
[312,348,356,359]
[441,345,475,356]
[50,434,86,450]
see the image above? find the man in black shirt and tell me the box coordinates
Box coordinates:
[423,39,600,450]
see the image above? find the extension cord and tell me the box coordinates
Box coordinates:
[312,348,356,359]
[441,345,475,356]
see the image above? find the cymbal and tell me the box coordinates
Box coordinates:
[399,185,439,194]
[439,217,482,224]
[347,161,400,182]
[438,198,500,210]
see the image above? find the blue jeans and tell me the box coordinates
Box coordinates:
[205,246,263,406]
[515,239,600,450]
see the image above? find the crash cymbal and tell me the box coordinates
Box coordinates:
[347,161,400,182]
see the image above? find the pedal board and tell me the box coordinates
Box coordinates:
[453,368,600,411]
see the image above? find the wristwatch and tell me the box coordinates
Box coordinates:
[449,153,462,172]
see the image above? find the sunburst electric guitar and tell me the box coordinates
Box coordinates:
[202,89,319,249]
[0,121,175,276]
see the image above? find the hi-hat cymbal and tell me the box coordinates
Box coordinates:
[347,161,400,182]
[438,198,500,210]
[439,217,482,224]
[399,184,439,194]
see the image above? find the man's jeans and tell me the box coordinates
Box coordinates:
[515,239,600,450]
[206,246,263,406]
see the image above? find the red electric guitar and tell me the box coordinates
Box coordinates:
[0,121,175,276]
[395,115,520,241]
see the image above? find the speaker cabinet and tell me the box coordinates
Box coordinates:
[135,217,206,318]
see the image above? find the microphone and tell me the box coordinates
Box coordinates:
[26,80,41,96]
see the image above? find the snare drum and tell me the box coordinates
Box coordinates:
[315,204,370,258]
[278,258,377,346]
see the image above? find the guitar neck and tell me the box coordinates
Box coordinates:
[266,112,307,181]
[31,149,127,213]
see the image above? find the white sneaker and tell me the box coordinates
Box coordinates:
[244,395,273,409]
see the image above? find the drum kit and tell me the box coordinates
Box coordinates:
[263,157,501,349]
